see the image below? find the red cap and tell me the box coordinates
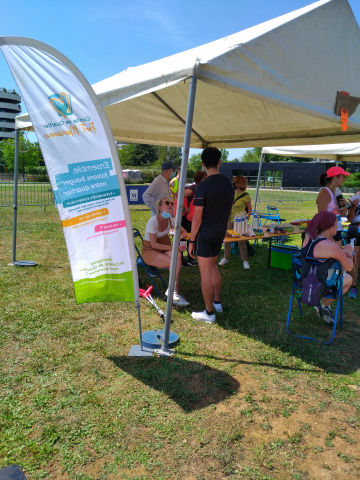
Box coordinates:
[326,166,350,178]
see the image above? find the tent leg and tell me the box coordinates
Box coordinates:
[155,71,198,356]
[8,129,37,268]
[9,129,19,266]
[128,300,153,356]
[253,149,263,213]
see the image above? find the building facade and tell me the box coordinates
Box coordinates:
[0,89,21,141]
[219,161,330,188]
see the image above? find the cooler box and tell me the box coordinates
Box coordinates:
[270,244,300,270]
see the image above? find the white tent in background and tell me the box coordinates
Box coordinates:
[17,0,360,148]
[252,143,360,213]
[263,143,360,162]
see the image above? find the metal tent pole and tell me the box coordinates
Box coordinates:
[10,129,19,265]
[8,129,37,268]
[154,69,198,356]
[253,149,264,213]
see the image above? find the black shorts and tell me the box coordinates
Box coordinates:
[333,231,342,242]
[195,233,223,258]
[348,224,360,246]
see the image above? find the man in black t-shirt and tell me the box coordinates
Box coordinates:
[188,147,233,324]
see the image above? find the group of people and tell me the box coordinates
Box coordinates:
[142,147,233,322]
[141,149,359,326]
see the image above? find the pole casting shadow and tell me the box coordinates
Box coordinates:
[108,356,239,412]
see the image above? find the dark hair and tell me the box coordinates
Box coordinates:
[234,175,247,190]
[193,170,207,184]
[319,173,342,186]
[201,147,221,169]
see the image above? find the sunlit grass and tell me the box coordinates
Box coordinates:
[1,200,360,479]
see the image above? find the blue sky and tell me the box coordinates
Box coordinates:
[1,0,360,160]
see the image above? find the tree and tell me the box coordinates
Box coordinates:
[220,149,230,162]
[118,143,136,167]
[188,153,202,172]
[241,148,262,163]
[118,143,157,167]
[153,146,182,167]
[0,135,41,175]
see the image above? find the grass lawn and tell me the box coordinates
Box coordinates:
[1,198,360,480]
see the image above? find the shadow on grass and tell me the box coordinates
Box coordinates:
[181,247,360,375]
[107,355,239,412]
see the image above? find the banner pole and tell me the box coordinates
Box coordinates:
[253,149,263,213]
[11,128,19,265]
[156,68,198,356]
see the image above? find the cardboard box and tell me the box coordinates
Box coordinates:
[270,244,300,270]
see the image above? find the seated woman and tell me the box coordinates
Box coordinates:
[347,189,360,298]
[141,197,190,306]
[302,211,353,326]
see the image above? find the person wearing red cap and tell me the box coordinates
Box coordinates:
[302,211,353,326]
[316,166,350,245]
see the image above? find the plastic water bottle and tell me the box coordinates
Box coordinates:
[253,210,259,229]
[240,213,245,234]
[234,214,240,233]
[242,214,247,234]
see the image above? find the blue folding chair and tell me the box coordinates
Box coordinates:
[286,254,343,345]
[133,228,166,297]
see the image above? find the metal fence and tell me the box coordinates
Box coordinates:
[248,186,358,205]
[0,182,53,211]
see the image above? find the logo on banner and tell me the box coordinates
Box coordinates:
[49,92,73,118]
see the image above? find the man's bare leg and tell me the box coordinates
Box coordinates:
[197,256,221,311]
[212,257,222,303]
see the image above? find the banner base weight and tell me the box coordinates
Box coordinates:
[128,345,153,357]
[142,329,179,349]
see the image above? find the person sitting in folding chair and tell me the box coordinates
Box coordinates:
[141,197,190,307]
[301,211,353,326]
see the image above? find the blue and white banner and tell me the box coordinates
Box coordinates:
[0,37,138,304]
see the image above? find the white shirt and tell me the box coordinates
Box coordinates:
[144,215,175,241]
[142,175,172,216]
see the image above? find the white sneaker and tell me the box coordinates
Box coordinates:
[218,258,228,266]
[213,302,223,313]
[165,289,190,306]
[191,310,216,323]
[243,261,250,269]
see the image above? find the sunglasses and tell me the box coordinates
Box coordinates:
[164,201,174,206]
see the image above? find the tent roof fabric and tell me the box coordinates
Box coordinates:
[16,0,360,148]
[262,143,360,161]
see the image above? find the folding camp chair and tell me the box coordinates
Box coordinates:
[262,205,281,225]
[133,228,166,297]
[286,254,343,345]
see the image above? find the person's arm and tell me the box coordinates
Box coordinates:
[188,206,203,258]
[142,183,159,215]
[149,232,172,251]
[347,198,359,222]
[246,201,252,220]
[315,241,353,272]
[184,188,193,198]
[316,188,331,212]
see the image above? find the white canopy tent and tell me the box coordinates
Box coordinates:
[13,0,360,353]
[263,143,360,161]
[253,143,360,214]
[17,0,360,148]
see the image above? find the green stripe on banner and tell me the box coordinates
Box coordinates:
[74,271,134,304]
